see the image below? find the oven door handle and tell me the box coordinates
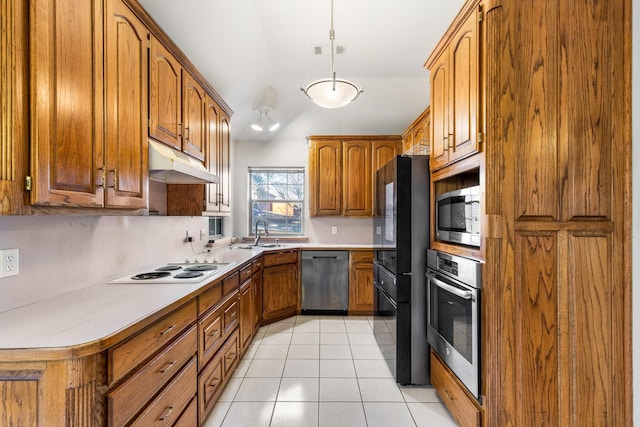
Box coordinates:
[429,276,474,300]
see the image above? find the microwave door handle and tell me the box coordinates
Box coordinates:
[430,276,474,300]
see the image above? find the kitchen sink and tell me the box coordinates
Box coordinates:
[233,243,289,249]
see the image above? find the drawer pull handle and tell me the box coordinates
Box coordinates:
[158,406,174,422]
[159,325,176,336]
[159,361,176,373]
[209,329,220,337]
[444,390,455,401]
[208,377,220,387]
[227,352,236,360]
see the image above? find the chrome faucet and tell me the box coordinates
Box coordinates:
[253,219,269,246]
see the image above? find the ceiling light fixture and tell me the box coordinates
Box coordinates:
[301,0,363,108]
[251,87,280,132]
[251,109,280,132]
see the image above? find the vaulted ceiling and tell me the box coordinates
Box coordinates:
[137,0,466,143]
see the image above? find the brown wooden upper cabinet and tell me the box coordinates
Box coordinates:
[402,107,431,156]
[29,0,148,210]
[308,136,400,217]
[426,7,480,171]
[149,36,206,162]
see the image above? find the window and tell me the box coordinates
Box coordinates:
[249,167,304,235]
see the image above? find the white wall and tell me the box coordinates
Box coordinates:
[632,2,639,423]
[232,137,373,244]
[0,215,210,312]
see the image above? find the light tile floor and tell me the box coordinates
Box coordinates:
[202,315,459,427]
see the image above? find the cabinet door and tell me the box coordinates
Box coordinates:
[205,96,220,212]
[30,0,104,207]
[343,141,372,216]
[448,10,479,163]
[430,53,450,171]
[253,270,263,330]
[372,140,399,172]
[309,140,342,216]
[349,251,374,314]
[262,264,298,322]
[149,36,182,150]
[218,111,231,213]
[104,0,148,209]
[182,72,206,161]
[239,279,253,353]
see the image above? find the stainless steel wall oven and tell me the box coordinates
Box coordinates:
[426,249,482,399]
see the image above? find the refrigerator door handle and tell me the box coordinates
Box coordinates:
[401,272,412,276]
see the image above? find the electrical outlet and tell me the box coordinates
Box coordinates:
[185,230,193,243]
[0,249,19,278]
[331,226,338,235]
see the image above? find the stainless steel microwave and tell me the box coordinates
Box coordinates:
[435,186,480,247]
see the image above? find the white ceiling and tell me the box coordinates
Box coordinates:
[137,0,466,143]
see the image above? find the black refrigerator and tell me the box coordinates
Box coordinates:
[373,155,430,385]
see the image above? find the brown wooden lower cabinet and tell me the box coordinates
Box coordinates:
[348,250,374,314]
[262,250,299,323]
[431,350,481,427]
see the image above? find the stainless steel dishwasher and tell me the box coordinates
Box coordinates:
[301,250,349,315]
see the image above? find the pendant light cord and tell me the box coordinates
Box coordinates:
[330,0,336,90]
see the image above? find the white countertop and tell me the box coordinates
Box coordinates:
[0,243,372,355]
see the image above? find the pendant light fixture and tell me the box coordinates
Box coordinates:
[301,0,363,108]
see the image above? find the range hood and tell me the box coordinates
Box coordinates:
[148,140,217,184]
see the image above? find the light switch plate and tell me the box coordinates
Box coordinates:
[0,249,19,278]
[331,226,338,235]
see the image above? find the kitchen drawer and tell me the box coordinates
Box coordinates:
[130,356,197,426]
[198,290,238,370]
[198,329,240,421]
[350,250,373,262]
[222,329,240,377]
[222,271,240,296]
[431,351,481,427]
[198,347,224,421]
[108,299,197,385]
[252,257,263,272]
[107,324,197,426]
[239,263,253,283]
[173,397,197,427]
[263,250,298,267]
[198,281,223,315]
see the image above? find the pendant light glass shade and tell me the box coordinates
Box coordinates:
[301,0,362,108]
[303,78,361,109]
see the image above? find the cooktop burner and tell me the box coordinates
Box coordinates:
[175,271,204,279]
[156,265,182,271]
[184,265,217,272]
[132,271,172,280]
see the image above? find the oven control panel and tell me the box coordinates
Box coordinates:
[437,257,459,276]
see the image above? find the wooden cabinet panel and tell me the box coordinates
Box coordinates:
[0,370,40,426]
[198,350,223,421]
[30,0,104,207]
[222,271,240,296]
[107,325,197,426]
[448,12,478,163]
[309,139,342,216]
[130,356,196,426]
[173,397,197,427]
[252,263,263,330]
[217,111,232,213]
[198,290,238,371]
[372,140,399,171]
[239,279,253,353]
[401,108,430,156]
[348,251,374,314]
[263,250,299,267]
[108,300,197,385]
[104,0,148,209]
[431,351,480,427]
[149,36,182,150]
[428,7,479,171]
[343,141,372,216]
[198,281,223,315]
[262,263,298,323]
[430,55,449,170]
[182,72,206,161]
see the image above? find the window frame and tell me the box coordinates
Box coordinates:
[248,167,305,236]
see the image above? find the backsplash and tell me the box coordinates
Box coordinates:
[0,215,209,312]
